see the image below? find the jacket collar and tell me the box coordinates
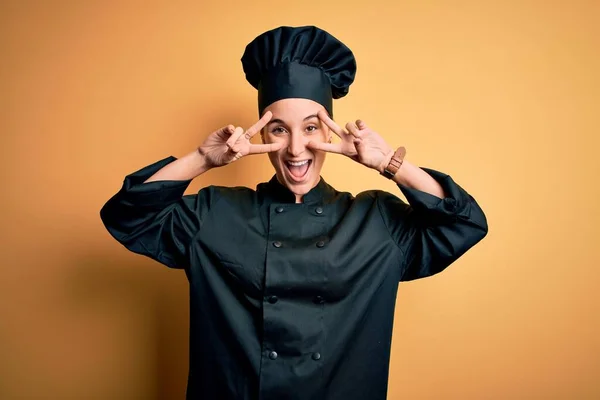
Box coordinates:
[258,175,337,204]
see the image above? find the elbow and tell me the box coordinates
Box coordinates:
[472,212,489,246]
[475,222,488,247]
[99,199,115,229]
[98,197,128,240]
[468,198,488,242]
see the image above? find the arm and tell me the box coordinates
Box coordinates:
[377,165,488,281]
[143,149,211,183]
[99,153,215,269]
[308,112,487,280]
[389,159,446,199]
[99,115,280,269]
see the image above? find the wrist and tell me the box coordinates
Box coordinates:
[376,149,395,174]
[379,146,407,179]
[190,148,212,176]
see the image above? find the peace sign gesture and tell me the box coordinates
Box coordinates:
[198,111,284,168]
[307,110,394,173]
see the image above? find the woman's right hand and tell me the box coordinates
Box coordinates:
[198,111,283,168]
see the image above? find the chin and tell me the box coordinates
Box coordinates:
[278,173,312,190]
[287,181,313,194]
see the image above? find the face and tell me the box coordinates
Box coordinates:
[261,98,331,202]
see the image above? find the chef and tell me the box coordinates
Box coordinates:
[100,25,488,400]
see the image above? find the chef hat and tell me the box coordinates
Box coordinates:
[241,25,357,118]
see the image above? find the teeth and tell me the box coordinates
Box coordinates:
[287,160,309,166]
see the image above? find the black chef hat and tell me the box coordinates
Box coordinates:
[241,25,357,118]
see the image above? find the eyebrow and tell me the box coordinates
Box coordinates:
[267,113,319,126]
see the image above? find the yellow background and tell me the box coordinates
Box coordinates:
[1,1,598,399]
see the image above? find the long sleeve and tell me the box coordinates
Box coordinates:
[99,156,217,269]
[376,167,488,281]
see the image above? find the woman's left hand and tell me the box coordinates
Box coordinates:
[307,110,394,173]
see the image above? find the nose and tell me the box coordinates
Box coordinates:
[287,132,307,157]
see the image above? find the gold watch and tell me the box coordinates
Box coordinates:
[380,146,406,179]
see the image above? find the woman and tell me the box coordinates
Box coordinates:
[100,26,488,400]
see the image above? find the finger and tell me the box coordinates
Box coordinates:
[230,151,243,162]
[346,121,362,139]
[245,111,273,140]
[306,141,344,154]
[214,124,236,140]
[248,142,285,154]
[356,120,368,130]
[317,109,345,138]
[226,127,245,151]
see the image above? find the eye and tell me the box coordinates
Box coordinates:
[271,126,288,134]
[306,125,318,133]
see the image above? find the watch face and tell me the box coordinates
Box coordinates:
[382,168,395,179]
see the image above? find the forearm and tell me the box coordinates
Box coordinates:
[144,149,210,183]
[389,160,446,199]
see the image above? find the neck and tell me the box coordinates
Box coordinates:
[274,173,318,204]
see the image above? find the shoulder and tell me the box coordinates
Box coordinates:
[324,188,405,214]
[320,178,403,205]
[180,185,259,211]
[198,185,258,203]
[354,188,403,203]
[351,189,410,217]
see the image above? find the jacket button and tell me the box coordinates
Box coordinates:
[315,207,323,214]
[275,206,284,213]
[267,295,278,304]
[316,241,325,248]
[313,295,325,304]
[269,351,278,360]
[273,241,282,248]
[312,352,321,360]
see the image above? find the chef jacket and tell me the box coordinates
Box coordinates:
[99,156,488,400]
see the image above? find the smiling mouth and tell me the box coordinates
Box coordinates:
[285,159,312,181]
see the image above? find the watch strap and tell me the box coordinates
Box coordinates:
[381,146,406,179]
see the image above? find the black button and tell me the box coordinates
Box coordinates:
[275,206,284,213]
[267,295,278,304]
[269,351,278,360]
[316,241,325,248]
[273,241,282,248]
[312,352,321,360]
[315,207,323,214]
[313,295,325,304]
